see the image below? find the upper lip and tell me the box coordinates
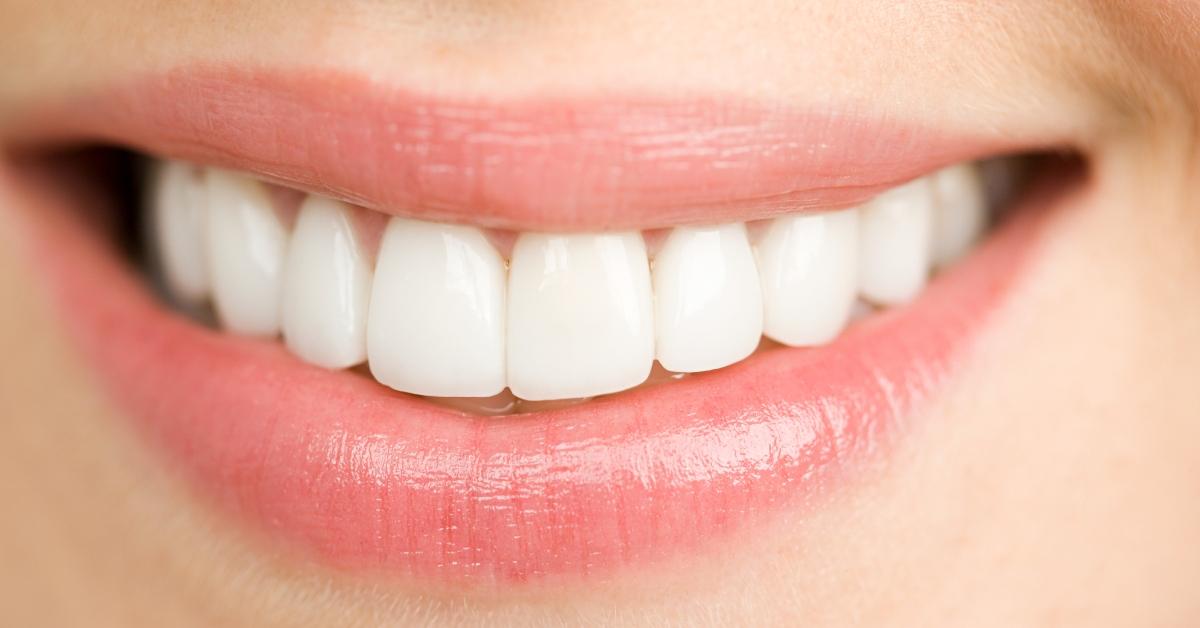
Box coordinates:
[7,65,1053,231]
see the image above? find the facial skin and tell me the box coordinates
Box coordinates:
[1,1,1199,626]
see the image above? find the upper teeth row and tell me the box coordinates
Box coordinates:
[148,160,988,402]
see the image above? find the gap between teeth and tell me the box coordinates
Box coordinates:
[145,159,990,409]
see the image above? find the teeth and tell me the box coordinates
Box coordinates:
[931,164,987,267]
[653,223,763,372]
[150,157,999,404]
[204,169,288,336]
[756,210,859,346]
[506,232,655,401]
[280,196,372,368]
[148,160,209,303]
[857,177,935,306]
[367,218,507,397]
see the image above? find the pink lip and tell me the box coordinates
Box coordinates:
[8,67,1046,230]
[1,68,1061,585]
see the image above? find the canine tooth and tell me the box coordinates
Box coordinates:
[205,169,288,336]
[148,160,209,303]
[507,232,654,401]
[931,163,987,267]
[367,218,507,397]
[858,177,934,305]
[756,210,858,346]
[281,196,372,368]
[653,223,762,372]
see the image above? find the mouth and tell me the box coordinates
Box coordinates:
[2,66,1087,585]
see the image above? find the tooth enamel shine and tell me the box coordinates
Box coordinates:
[858,177,935,306]
[653,222,763,373]
[280,196,372,369]
[931,163,987,267]
[367,218,507,398]
[204,169,288,336]
[756,210,859,346]
[149,159,209,304]
[506,232,655,401]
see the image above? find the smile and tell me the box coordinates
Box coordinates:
[3,66,1086,584]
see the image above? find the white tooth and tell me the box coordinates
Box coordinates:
[858,177,934,305]
[281,196,372,369]
[367,218,506,397]
[755,210,858,346]
[931,163,987,267]
[148,160,209,303]
[507,232,654,401]
[204,169,287,336]
[653,222,762,372]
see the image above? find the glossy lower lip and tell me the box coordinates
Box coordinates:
[5,66,1050,231]
[4,154,1058,585]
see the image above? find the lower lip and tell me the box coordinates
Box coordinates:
[5,158,1051,586]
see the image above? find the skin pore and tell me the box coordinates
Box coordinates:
[1,1,1199,626]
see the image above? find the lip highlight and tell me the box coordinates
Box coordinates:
[0,69,1062,584]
